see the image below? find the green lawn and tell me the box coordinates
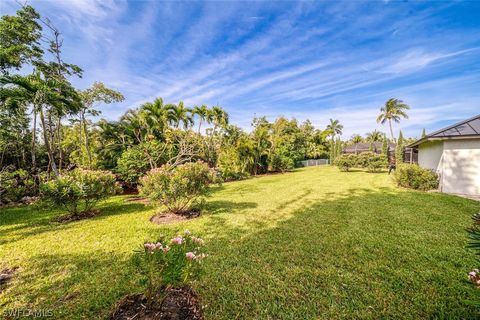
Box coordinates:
[1,166,479,319]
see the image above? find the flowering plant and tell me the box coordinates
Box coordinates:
[134,230,208,302]
[139,161,216,214]
[468,269,480,288]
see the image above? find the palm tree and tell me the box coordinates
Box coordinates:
[366,130,383,153]
[350,134,363,154]
[376,98,410,142]
[192,105,208,133]
[326,118,343,141]
[167,101,193,129]
[1,72,81,176]
[366,130,382,143]
[209,106,229,134]
[139,97,171,139]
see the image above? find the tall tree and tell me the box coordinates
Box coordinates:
[1,72,81,176]
[395,130,404,165]
[167,101,192,129]
[209,106,229,134]
[0,5,43,74]
[78,82,124,168]
[326,118,343,147]
[192,105,209,133]
[376,98,410,142]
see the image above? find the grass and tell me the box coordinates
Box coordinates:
[1,166,479,319]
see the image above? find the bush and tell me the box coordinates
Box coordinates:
[0,169,36,204]
[334,154,357,172]
[41,169,120,215]
[116,142,172,186]
[269,152,294,172]
[139,161,216,214]
[394,164,439,191]
[366,154,387,173]
[134,230,207,302]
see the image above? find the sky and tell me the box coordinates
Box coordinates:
[2,0,480,138]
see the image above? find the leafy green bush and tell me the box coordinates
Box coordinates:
[0,169,36,204]
[394,164,439,191]
[334,154,357,172]
[139,161,216,214]
[116,142,172,186]
[366,154,387,172]
[269,151,294,172]
[41,169,120,215]
[134,230,207,302]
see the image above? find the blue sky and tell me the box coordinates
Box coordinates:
[2,0,480,138]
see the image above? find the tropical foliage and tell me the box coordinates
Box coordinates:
[40,169,120,216]
[139,162,216,214]
[394,164,439,191]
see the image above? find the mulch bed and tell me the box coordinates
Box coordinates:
[0,267,19,293]
[110,286,202,320]
[54,210,100,223]
[150,210,201,225]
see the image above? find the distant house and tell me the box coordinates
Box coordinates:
[407,115,480,197]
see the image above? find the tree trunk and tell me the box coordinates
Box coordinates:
[389,119,395,143]
[57,116,63,172]
[39,107,59,176]
[81,110,93,168]
[198,119,202,134]
[31,108,37,170]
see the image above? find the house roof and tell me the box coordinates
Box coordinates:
[343,141,395,152]
[408,114,480,148]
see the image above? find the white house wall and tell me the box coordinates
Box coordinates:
[441,139,480,195]
[418,141,443,171]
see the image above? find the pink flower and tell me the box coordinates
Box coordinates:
[192,237,204,246]
[155,242,163,250]
[162,246,170,253]
[195,253,208,261]
[186,252,196,261]
[171,237,184,245]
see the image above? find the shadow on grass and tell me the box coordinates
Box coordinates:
[0,200,148,245]
[2,189,479,319]
[199,189,479,319]
[204,200,258,215]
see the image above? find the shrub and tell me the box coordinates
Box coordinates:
[0,169,36,204]
[269,152,294,172]
[117,142,172,186]
[394,164,439,191]
[139,161,216,214]
[134,230,207,302]
[334,154,357,172]
[41,169,120,215]
[366,154,387,173]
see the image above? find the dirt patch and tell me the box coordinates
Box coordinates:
[0,267,19,293]
[110,286,202,320]
[150,210,200,225]
[54,210,100,223]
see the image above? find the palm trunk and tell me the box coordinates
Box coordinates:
[39,107,59,176]
[198,119,203,134]
[389,119,395,143]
